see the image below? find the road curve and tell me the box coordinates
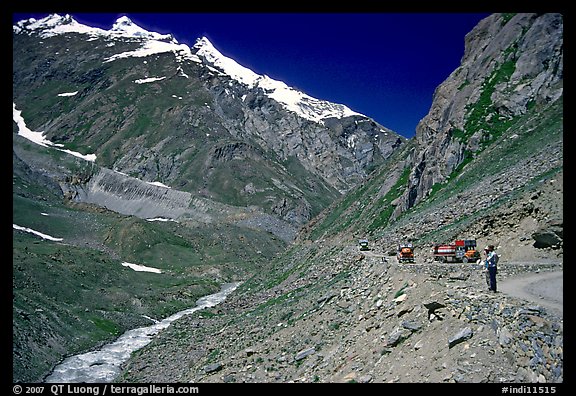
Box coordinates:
[498,270,563,316]
[359,248,563,316]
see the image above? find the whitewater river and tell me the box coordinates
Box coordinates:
[44,282,240,383]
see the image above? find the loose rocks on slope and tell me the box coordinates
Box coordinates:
[118,249,562,383]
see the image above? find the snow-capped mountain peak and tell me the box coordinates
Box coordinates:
[111,16,140,33]
[13,13,86,36]
[109,15,174,41]
[14,13,174,42]
[193,36,363,124]
[14,15,365,125]
[193,37,260,87]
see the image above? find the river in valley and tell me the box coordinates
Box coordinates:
[44,282,240,383]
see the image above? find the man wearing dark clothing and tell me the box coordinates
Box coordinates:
[484,245,498,292]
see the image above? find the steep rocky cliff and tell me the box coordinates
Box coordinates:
[397,13,562,215]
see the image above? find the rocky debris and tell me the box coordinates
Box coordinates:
[79,168,194,220]
[448,327,473,348]
[401,320,422,332]
[235,213,297,243]
[294,347,316,361]
[449,271,469,281]
[59,166,299,242]
[119,247,562,383]
[532,224,563,249]
[203,363,223,374]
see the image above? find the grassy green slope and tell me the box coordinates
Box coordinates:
[12,167,286,382]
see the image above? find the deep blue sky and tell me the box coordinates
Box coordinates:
[13,13,491,138]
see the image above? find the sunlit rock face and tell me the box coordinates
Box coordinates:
[400,13,563,215]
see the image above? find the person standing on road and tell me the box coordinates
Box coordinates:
[484,245,498,292]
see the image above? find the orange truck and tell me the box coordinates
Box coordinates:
[432,239,480,263]
[397,243,415,263]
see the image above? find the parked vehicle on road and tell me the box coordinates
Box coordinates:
[432,239,480,263]
[397,243,415,263]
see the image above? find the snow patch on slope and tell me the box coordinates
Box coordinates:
[13,102,97,162]
[121,262,162,274]
[13,224,63,242]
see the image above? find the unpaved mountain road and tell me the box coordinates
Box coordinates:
[360,249,563,316]
[499,270,563,316]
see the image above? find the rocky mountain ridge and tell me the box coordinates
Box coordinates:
[13,14,405,229]
[12,13,406,383]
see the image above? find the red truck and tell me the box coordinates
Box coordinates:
[432,239,480,263]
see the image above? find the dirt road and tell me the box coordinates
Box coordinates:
[499,270,563,316]
[359,249,563,316]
